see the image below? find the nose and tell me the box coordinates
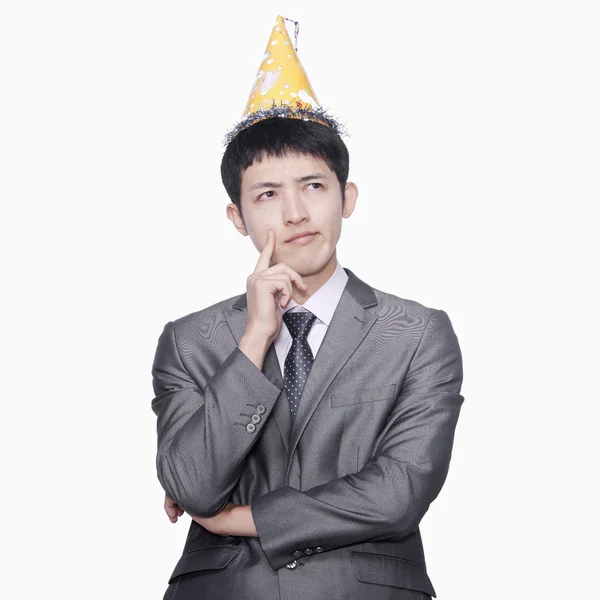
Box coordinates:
[282,191,309,225]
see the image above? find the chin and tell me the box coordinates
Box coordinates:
[281,249,332,277]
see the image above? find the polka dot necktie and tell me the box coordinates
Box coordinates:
[282,310,317,420]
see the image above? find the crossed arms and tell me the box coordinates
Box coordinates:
[151,309,464,570]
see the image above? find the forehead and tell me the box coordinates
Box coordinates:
[241,152,334,188]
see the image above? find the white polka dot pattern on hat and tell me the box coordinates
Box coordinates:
[282,310,317,420]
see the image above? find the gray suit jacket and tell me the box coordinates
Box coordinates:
[151,267,464,600]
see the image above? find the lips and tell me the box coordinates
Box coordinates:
[286,231,316,243]
[286,232,317,246]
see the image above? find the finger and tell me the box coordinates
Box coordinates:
[279,284,292,309]
[164,495,181,521]
[253,230,275,274]
[257,274,293,307]
[264,262,308,290]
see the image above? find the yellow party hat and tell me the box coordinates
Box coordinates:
[224,15,346,144]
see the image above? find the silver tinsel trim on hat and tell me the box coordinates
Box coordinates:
[222,101,349,146]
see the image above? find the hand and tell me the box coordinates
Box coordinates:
[188,502,239,536]
[165,496,258,537]
[245,229,308,345]
[164,493,184,523]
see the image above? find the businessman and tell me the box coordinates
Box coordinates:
[151,14,464,600]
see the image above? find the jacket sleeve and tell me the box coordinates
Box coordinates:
[250,309,464,571]
[151,320,284,518]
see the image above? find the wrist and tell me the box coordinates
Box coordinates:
[230,504,258,537]
[239,332,271,370]
[241,327,272,349]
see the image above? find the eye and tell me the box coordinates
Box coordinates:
[308,183,323,190]
[258,190,276,200]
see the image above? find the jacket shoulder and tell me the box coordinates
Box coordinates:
[371,285,439,320]
[169,292,243,331]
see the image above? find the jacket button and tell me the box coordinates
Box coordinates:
[315,546,324,553]
[256,404,266,414]
[286,560,298,569]
[246,423,256,433]
[251,414,261,424]
[304,548,314,555]
[292,550,303,558]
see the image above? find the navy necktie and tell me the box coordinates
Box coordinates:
[282,310,317,420]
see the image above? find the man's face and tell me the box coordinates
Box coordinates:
[228,152,357,276]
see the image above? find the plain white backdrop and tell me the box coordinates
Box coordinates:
[1,1,598,598]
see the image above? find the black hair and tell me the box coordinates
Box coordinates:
[220,117,350,220]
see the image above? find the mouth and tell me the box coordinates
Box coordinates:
[286,232,317,246]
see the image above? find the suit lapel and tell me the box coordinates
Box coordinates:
[225,267,379,459]
[288,269,379,461]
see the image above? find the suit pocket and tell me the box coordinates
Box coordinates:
[168,546,239,584]
[331,383,396,408]
[351,551,437,597]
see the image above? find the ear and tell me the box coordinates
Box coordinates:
[226,203,248,236]
[342,182,358,218]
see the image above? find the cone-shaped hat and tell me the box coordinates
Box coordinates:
[223,15,346,144]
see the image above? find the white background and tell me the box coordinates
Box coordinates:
[1,1,598,598]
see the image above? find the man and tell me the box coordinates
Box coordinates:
[151,15,464,600]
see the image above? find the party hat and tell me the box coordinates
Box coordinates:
[223,15,346,144]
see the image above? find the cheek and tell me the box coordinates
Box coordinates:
[242,222,265,252]
[330,222,343,246]
[247,221,283,254]
[317,203,343,237]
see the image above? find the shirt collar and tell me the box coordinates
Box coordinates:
[279,259,348,326]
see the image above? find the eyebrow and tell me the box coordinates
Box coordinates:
[249,172,327,192]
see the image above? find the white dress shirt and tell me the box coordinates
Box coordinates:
[274,259,348,377]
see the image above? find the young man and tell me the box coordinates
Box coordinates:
[151,15,464,600]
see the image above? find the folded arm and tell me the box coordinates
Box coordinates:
[250,309,464,570]
[151,320,283,517]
